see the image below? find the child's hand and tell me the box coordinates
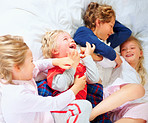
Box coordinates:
[115,52,122,68]
[70,75,86,95]
[80,42,95,58]
[91,53,103,61]
[52,57,74,69]
[74,75,86,90]
[80,47,86,58]
[68,50,80,70]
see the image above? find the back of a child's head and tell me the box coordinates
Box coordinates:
[41,30,66,58]
[0,35,29,84]
[120,36,147,85]
[84,2,115,30]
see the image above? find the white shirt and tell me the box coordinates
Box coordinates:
[96,57,116,87]
[103,56,148,103]
[0,59,75,123]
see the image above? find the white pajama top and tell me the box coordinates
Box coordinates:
[0,59,75,123]
[103,56,148,103]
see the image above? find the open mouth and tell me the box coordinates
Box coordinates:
[69,43,76,49]
[126,54,133,57]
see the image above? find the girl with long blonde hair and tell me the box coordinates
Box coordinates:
[90,36,148,123]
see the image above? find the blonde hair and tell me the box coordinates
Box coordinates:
[120,36,147,85]
[0,35,29,84]
[84,2,115,30]
[41,30,66,58]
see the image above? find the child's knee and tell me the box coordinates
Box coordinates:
[80,100,92,113]
[123,83,145,99]
[83,100,92,108]
[73,100,92,113]
[134,84,145,98]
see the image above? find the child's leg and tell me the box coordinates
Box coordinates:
[115,118,146,123]
[52,100,92,123]
[90,83,145,121]
[87,83,112,123]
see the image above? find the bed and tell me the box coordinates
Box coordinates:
[0,0,148,122]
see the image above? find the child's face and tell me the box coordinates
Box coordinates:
[55,32,77,58]
[18,49,35,80]
[95,17,115,41]
[120,40,143,67]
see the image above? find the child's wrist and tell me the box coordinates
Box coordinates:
[70,85,80,95]
[52,58,59,66]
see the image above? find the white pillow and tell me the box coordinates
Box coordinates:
[0,86,5,123]
[0,0,94,61]
[0,0,52,60]
[0,8,49,61]
[45,0,93,36]
[0,0,148,74]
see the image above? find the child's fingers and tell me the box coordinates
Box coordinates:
[92,44,95,51]
[81,75,86,81]
[75,50,80,59]
[74,75,86,91]
[78,75,86,83]
[75,49,78,56]
[57,57,74,69]
[86,42,91,49]
[66,58,74,65]
[86,42,95,51]
[80,47,86,58]
[71,50,75,57]
[68,50,77,59]
[75,75,86,81]
[68,52,72,59]
[80,47,86,53]
[61,65,72,69]
[75,75,79,79]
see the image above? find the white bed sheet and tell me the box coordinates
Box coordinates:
[0,0,148,122]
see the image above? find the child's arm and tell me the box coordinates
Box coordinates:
[82,55,100,83]
[92,52,121,69]
[96,57,116,68]
[51,68,76,91]
[52,57,74,69]
[70,75,86,95]
[33,57,74,78]
[91,53,103,61]
[74,20,131,61]
[107,20,132,48]
[12,75,86,113]
[114,52,122,68]
[74,26,116,61]
[90,83,144,121]
[81,42,100,83]
[49,50,80,92]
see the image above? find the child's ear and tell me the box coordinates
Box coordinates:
[51,49,59,55]
[13,64,21,72]
[95,18,101,27]
[140,50,143,57]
